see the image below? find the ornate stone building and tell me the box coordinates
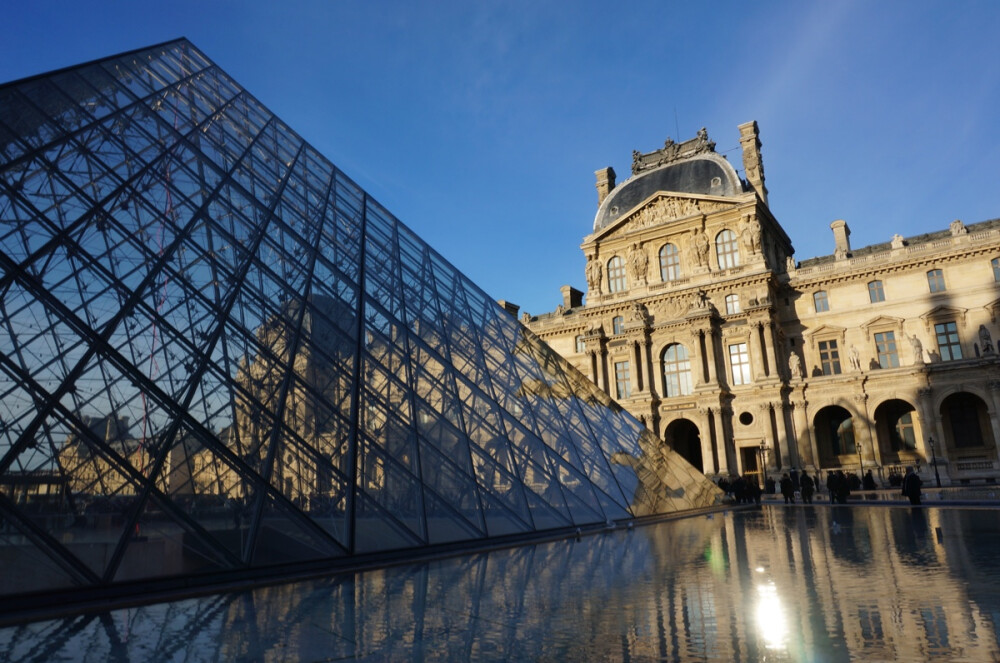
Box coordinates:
[524,121,1000,486]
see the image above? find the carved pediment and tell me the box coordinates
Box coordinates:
[920,305,968,330]
[603,194,736,238]
[804,324,846,348]
[860,315,904,335]
[632,128,715,175]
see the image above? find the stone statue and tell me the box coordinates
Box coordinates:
[630,302,650,324]
[980,324,994,354]
[555,303,564,315]
[909,334,924,364]
[692,229,710,268]
[750,215,762,253]
[627,242,648,285]
[521,312,531,324]
[788,352,802,379]
[785,255,796,272]
[849,345,861,371]
[950,219,968,236]
[891,234,905,249]
[586,257,603,295]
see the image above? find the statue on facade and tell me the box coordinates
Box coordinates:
[521,312,531,324]
[750,215,762,253]
[692,229,710,268]
[950,219,968,236]
[627,242,648,285]
[788,352,802,379]
[891,233,905,249]
[586,257,603,295]
[785,255,796,272]
[909,334,924,364]
[555,303,565,315]
[849,345,861,371]
[980,324,994,354]
[630,302,650,324]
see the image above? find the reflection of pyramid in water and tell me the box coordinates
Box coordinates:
[0,39,720,608]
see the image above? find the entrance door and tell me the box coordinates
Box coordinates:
[740,447,761,486]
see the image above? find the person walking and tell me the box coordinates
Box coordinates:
[780,472,795,504]
[800,471,815,504]
[902,467,922,505]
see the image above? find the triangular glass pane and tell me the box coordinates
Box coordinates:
[248,491,345,567]
[354,434,425,551]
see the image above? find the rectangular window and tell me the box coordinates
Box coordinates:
[614,361,631,399]
[819,339,842,375]
[725,294,740,315]
[992,258,1000,282]
[935,321,962,360]
[612,316,624,335]
[813,291,829,312]
[868,280,885,303]
[927,269,945,293]
[874,331,899,368]
[575,335,586,353]
[729,343,751,385]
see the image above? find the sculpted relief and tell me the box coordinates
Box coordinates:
[620,196,732,234]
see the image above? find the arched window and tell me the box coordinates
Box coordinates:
[725,294,740,315]
[607,256,628,293]
[662,344,693,397]
[813,290,829,312]
[659,243,680,282]
[715,229,740,269]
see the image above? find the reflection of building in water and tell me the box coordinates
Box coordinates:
[525,123,1000,487]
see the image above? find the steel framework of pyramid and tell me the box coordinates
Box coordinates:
[0,39,720,611]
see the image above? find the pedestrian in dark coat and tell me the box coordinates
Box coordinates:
[780,473,795,504]
[902,467,922,505]
[800,471,815,504]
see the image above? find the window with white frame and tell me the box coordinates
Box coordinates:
[715,229,740,269]
[659,243,680,282]
[607,256,628,293]
[725,294,740,315]
[729,343,751,385]
[935,321,962,360]
[662,343,693,397]
[614,360,631,399]
[612,315,625,335]
[575,335,586,353]
[993,258,1000,282]
[819,339,841,375]
[874,331,899,368]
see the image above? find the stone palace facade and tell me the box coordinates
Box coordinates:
[520,122,1000,487]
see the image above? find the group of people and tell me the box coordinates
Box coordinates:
[717,467,923,505]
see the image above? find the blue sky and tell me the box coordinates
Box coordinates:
[2,1,999,316]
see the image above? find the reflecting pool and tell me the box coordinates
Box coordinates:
[3,505,1000,661]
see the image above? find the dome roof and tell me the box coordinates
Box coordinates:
[593,152,745,233]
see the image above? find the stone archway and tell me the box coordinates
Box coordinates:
[664,418,703,472]
[873,398,918,457]
[813,405,857,469]
[941,392,993,451]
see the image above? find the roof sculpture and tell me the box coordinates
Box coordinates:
[0,39,720,614]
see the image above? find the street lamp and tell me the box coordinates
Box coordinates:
[758,440,770,488]
[927,436,942,488]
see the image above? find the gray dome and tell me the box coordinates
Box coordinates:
[593,153,744,233]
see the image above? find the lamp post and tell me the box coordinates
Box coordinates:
[928,436,942,487]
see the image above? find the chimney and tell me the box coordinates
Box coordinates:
[737,121,768,206]
[595,167,616,207]
[831,219,851,259]
[560,285,583,309]
[496,300,520,318]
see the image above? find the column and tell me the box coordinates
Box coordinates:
[776,402,797,468]
[629,340,641,397]
[762,320,778,379]
[853,393,875,468]
[698,407,717,475]
[761,403,780,470]
[913,387,936,461]
[749,322,766,381]
[690,330,705,386]
[705,329,719,384]
[642,334,655,397]
[712,407,729,475]
[791,395,817,470]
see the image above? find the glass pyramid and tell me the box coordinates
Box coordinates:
[0,39,720,609]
